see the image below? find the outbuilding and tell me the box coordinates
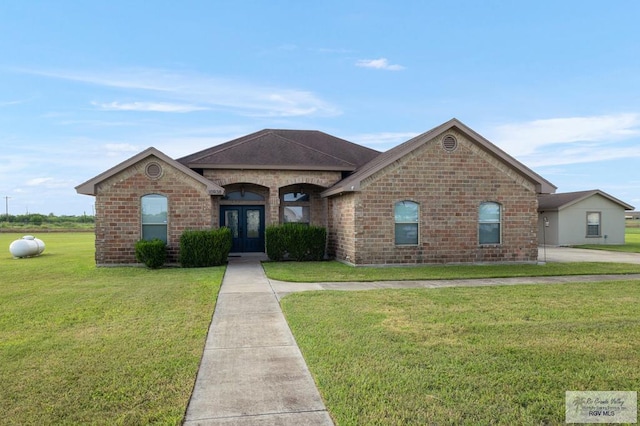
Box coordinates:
[538,190,634,246]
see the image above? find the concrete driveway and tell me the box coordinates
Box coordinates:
[539,246,640,264]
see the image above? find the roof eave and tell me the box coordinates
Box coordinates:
[321,182,361,197]
[75,147,225,196]
[190,163,356,172]
[449,120,557,194]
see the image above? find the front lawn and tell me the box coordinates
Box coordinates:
[262,260,640,282]
[575,227,640,253]
[282,281,640,425]
[0,233,223,424]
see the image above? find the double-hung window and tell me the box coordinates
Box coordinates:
[394,201,419,245]
[586,212,601,237]
[141,194,168,243]
[479,202,501,245]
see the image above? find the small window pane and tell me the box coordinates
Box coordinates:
[142,194,167,224]
[225,191,264,201]
[395,224,418,245]
[284,192,309,202]
[395,201,419,222]
[142,224,167,241]
[225,210,239,238]
[246,210,260,238]
[479,223,500,244]
[284,206,309,223]
[479,203,500,222]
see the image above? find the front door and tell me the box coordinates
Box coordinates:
[220,206,265,252]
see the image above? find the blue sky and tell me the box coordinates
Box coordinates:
[1,1,639,215]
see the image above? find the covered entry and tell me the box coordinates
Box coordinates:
[220,205,265,252]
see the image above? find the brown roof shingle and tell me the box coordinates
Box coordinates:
[177,129,380,171]
[538,190,635,211]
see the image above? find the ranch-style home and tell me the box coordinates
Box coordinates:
[77,118,558,266]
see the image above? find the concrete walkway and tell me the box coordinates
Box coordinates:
[184,254,333,426]
[271,273,640,299]
[184,247,640,424]
[540,245,640,264]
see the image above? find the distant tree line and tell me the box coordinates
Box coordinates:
[2,213,94,225]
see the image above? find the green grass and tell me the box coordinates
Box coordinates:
[0,233,223,424]
[576,227,640,253]
[281,282,640,425]
[262,260,640,282]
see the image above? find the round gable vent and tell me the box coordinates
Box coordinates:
[145,162,163,179]
[442,134,458,152]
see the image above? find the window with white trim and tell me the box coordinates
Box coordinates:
[586,212,601,237]
[141,194,168,243]
[479,202,501,244]
[395,201,419,245]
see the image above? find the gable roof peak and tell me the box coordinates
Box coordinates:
[322,118,557,197]
[75,147,224,196]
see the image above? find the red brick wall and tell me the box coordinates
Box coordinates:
[94,156,214,265]
[327,193,357,262]
[329,130,539,265]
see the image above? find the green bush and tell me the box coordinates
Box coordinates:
[180,228,232,267]
[265,225,287,261]
[135,239,167,269]
[266,223,326,261]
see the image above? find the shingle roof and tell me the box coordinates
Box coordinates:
[538,190,635,211]
[322,118,557,196]
[177,129,380,171]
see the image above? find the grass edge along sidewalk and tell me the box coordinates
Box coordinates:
[0,233,224,424]
[282,280,640,425]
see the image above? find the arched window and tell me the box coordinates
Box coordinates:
[395,201,419,245]
[479,202,501,245]
[141,194,168,243]
[223,190,264,201]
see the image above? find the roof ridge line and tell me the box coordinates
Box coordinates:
[271,131,360,167]
[182,130,274,163]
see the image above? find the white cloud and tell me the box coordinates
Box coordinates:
[18,67,340,117]
[356,58,405,71]
[0,98,31,107]
[349,132,419,150]
[523,145,640,168]
[104,143,140,157]
[25,177,75,188]
[489,113,640,157]
[92,101,209,113]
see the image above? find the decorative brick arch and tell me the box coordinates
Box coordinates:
[277,177,333,189]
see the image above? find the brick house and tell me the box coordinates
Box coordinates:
[76,118,556,265]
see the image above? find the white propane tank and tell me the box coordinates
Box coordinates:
[9,235,46,258]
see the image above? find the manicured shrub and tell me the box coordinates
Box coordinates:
[266,223,326,261]
[265,225,287,261]
[135,239,167,269]
[180,228,232,267]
